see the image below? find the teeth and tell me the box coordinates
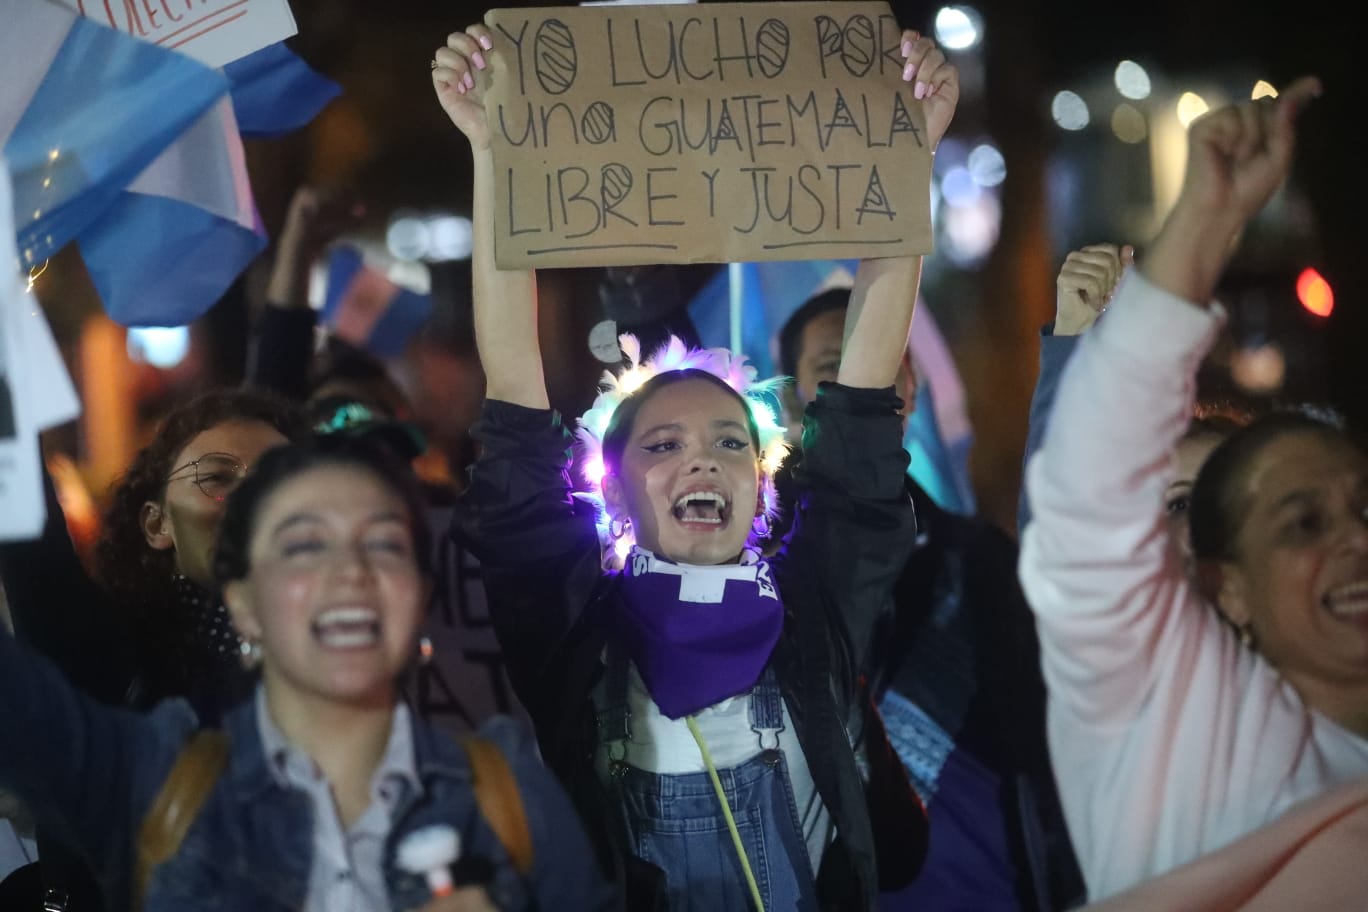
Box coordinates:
[313,607,381,649]
[317,627,380,649]
[673,492,727,510]
[1325,581,1368,617]
[315,607,377,627]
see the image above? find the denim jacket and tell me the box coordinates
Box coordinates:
[0,630,617,911]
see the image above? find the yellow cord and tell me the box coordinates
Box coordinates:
[686,715,767,912]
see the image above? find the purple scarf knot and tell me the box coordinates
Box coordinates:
[614,547,784,719]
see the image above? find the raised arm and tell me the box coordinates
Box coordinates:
[1018,78,1323,895]
[1142,78,1320,305]
[1021,77,1322,718]
[1018,243,1132,534]
[839,31,959,389]
[0,451,136,706]
[248,185,364,399]
[433,25,546,410]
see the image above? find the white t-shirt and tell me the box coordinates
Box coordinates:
[1019,272,1368,900]
[594,662,834,873]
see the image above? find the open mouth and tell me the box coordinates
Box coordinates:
[672,491,729,528]
[311,607,381,649]
[1322,580,1368,619]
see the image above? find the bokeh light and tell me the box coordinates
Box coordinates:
[1052,90,1090,130]
[1297,267,1334,317]
[1111,104,1148,144]
[934,6,982,50]
[968,143,1006,186]
[1176,92,1210,128]
[127,326,191,369]
[1114,61,1151,100]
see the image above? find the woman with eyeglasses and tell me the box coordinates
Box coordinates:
[1,388,306,716]
[0,387,306,910]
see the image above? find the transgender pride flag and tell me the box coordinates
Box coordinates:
[688,260,978,515]
[321,245,433,359]
[1,0,264,326]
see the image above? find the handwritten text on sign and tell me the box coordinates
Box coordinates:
[61,0,297,68]
[484,2,933,269]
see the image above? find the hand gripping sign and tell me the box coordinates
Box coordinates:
[483,1,935,268]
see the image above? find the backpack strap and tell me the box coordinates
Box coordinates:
[461,736,534,877]
[133,730,230,909]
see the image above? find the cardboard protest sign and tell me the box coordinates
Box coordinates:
[57,0,297,68]
[483,1,933,269]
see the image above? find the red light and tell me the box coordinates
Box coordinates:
[1296,268,1334,317]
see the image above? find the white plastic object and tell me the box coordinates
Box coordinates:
[396,824,462,897]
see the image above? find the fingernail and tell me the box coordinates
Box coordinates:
[463,71,475,89]
[914,81,926,99]
[903,62,915,81]
[479,34,493,50]
[472,51,486,70]
[902,39,912,56]
[456,81,466,95]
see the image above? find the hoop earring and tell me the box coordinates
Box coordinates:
[609,514,631,541]
[751,512,771,539]
[238,638,263,669]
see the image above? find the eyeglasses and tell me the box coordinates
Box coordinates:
[165,452,247,503]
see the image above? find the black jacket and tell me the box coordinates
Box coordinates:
[771,450,1084,911]
[881,483,1083,910]
[452,384,926,910]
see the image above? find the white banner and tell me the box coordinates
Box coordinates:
[1,158,81,541]
[56,0,297,68]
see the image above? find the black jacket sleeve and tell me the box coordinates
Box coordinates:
[449,401,607,722]
[245,305,316,401]
[0,449,135,705]
[779,382,918,687]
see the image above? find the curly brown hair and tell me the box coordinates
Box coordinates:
[93,388,308,614]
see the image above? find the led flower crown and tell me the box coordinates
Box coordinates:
[574,334,791,560]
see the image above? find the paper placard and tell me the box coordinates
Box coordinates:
[58,0,297,68]
[0,283,52,542]
[1,158,81,541]
[483,1,932,269]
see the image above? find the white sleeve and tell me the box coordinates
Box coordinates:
[1019,270,1224,727]
[1018,272,1237,895]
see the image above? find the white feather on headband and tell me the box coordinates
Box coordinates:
[572,334,791,561]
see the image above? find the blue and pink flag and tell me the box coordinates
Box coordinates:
[688,259,977,515]
[321,245,432,359]
[3,0,338,327]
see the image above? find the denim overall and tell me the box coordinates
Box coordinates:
[599,655,820,911]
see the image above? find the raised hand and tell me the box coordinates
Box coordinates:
[1145,76,1321,305]
[266,185,365,307]
[900,31,959,152]
[432,25,495,151]
[1181,76,1322,227]
[1054,243,1134,336]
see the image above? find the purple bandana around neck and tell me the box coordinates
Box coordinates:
[614,547,784,719]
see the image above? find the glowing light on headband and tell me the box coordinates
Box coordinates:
[572,334,791,557]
